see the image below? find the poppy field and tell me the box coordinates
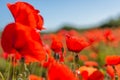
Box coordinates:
[1,1,120,80]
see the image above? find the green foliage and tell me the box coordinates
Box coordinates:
[60,25,79,31]
[100,17,120,28]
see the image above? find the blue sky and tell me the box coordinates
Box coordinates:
[1,0,120,32]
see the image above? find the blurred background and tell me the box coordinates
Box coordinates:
[1,1,120,79]
[1,0,120,32]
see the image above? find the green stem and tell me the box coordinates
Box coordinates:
[0,72,5,80]
[12,58,16,80]
[7,56,12,80]
[74,53,79,70]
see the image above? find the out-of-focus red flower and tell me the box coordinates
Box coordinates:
[7,1,44,30]
[105,55,120,65]
[84,29,106,44]
[1,23,46,63]
[51,36,63,53]
[88,70,104,80]
[57,29,68,37]
[59,51,64,62]
[79,54,88,62]
[68,30,79,36]
[66,34,89,53]
[84,31,98,44]
[2,52,21,66]
[104,29,116,42]
[50,36,64,62]
[115,64,120,77]
[106,65,115,79]
[80,70,88,80]
[79,66,97,76]
[48,61,77,80]
[84,61,98,67]
[1,52,8,59]
[29,74,43,80]
[42,57,55,68]
[89,52,98,60]
[79,66,104,80]
[67,55,74,62]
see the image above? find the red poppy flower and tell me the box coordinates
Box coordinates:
[1,1,46,63]
[89,52,98,60]
[80,71,89,80]
[51,36,63,53]
[1,23,46,62]
[79,66,97,76]
[67,55,74,62]
[84,31,97,44]
[59,51,64,62]
[106,65,115,79]
[84,61,98,67]
[1,52,8,59]
[66,34,89,53]
[42,57,55,68]
[50,36,64,62]
[105,55,120,65]
[88,70,104,80]
[29,74,43,80]
[115,64,120,77]
[7,1,44,30]
[30,29,43,45]
[68,30,79,36]
[21,41,46,62]
[48,62,77,80]
[104,29,115,42]
[1,23,16,53]
[84,29,106,44]
[79,66,97,80]
[15,23,46,62]
[79,54,88,62]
